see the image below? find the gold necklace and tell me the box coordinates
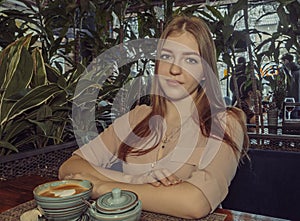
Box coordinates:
[151,119,189,169]
[160,116,191,148]
[151,128,181,169]
[161,126,182,148]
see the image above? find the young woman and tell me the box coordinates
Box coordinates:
[59,15,249,219]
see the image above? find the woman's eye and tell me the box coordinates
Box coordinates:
[186,57,198,64]
[160,54,172,60]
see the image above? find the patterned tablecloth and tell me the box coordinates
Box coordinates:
[0,200,227,221]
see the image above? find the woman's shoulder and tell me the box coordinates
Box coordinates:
[217,107,246,129]
[226,106,246,120]
[117,104,152,126]
[129,104,152,117]
[111,105,152,137]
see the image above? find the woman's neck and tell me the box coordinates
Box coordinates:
[164,96,194,126]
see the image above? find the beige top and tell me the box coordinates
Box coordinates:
[74,105,244,212]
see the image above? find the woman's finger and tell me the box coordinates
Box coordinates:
[159,169,181,185]
[150,181,161,187]
[166,174,182,185]
[63,173,75,180]
[151,169,181,186]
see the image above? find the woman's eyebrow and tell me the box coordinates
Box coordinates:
[161,48,200,56]
[182,51,200,57]
[160,48,172,53]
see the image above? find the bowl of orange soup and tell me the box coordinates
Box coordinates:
[33,179,92,220]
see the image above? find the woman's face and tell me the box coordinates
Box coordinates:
[157,31,204,101]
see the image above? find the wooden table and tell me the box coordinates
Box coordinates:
[0,175,56,213]
[0,199,289,221]
[0,175,289,221]
[0,200,285,221]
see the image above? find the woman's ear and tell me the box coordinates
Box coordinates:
[199,78,206,88]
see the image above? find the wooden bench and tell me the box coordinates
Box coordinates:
[222,148,300,220]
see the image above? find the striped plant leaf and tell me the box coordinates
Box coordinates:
[0,35,33,124]
[1,84,62,125]
[1,120,33,142]
[0,141,18,154]
[31,48,47,87]
[0,34,32,89]
[28,119,49,136]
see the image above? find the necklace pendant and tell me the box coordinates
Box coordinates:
[162,137,168,148]
[151,162,155,168]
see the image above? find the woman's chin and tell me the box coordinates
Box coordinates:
[163,91,194,102]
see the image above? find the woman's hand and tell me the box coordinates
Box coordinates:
[131,168,181,187]
[63,172,99,183]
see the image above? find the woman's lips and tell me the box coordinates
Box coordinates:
[166,79,182,86]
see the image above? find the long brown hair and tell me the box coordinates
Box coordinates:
[118,15,249,161]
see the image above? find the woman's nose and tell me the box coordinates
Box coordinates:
[170,62,181,75]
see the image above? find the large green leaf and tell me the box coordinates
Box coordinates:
[206,5,224,20]
[31,48,47,87]
[0,35,31,88]
[36,105,53,121]
[0,50,10,88]
[1,119,32,142]
[0,141,18,154]
[32,105,54,144]
[1,84,62,125]
[28,119,50,136]
[3,46,33,99]
[0,35,33,124]
[3,35,31,87]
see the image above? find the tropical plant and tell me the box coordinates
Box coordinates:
[0,0,159,152]
[0,34,83,155]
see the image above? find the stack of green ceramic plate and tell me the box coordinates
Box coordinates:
[33,179,92,220]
